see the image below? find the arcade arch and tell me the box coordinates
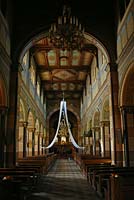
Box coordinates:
[120,63,134,166]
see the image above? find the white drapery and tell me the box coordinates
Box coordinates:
[42,101,64,149]
[42,100,84,149]
[63,101,84,149]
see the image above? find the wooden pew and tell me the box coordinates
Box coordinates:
[87,165,115,185]
[17,153,57,174]
[74,153,102,166]
[81,158,111,176]
[17,159,47,173]
[0,167,41,184]
[0,153,57,199]
[0,168,40,200]
[91,167,134,199]
[110,172,134,200]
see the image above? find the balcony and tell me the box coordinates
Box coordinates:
[117,1,134,58]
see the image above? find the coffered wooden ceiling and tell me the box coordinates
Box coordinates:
[31,37,96,100]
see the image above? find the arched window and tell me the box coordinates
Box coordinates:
[41,89,44,104]
[30,65,35,85]
[22,53,28,68]
[91,57,97,83]
[37,77,40,96]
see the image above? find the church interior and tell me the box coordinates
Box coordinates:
[0,0,134,199]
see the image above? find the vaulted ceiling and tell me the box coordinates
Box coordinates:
[12,0,116,102]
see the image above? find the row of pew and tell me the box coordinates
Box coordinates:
[76,154,134,200]
[0,153,57,200]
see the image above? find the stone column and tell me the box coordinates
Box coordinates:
[32,128,36,156]
[18,121,28,158]
[41,137,44,155]
[100,121,110,157]
[89,136,93,155]
[104,121,110,157]
[35,131,39,156]
[38,133,40,155]
[109,63,122,165]
[92,128,96,155]
[100,122,105,157]
[120,107,129,166]
[0,106,8,167]
[94,127,101,156]
[7,69,18,167]
[27,128,35,156]
[23,122,28,158]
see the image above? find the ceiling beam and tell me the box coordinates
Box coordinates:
[37,65,89,72]
[43,89,83,92]
[41,80,85,84]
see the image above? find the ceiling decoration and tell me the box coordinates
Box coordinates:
[32,36,97,100]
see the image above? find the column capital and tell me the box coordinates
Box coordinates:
[35,131,40,136]
[23,122,28,127]
[100,121,110,126]
[19,121,28,127]
[92,126,100,131]
[28,127,36,132]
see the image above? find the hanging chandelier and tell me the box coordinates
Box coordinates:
[49,5,85,50]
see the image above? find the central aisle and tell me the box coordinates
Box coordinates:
[28,159,101,200]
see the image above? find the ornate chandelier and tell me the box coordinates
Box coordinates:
[49,5,85,50]
[58,118,68,137]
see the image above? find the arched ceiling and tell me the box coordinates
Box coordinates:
[11,0,116,102]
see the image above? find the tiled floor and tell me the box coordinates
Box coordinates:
[27,159,101,200]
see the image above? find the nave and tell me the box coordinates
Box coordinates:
[1,1,134,200]
[27,159,100,200]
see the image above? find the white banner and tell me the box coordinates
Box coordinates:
[42,100,84,149]
[41,101,64,149]
[63,101,85,149]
